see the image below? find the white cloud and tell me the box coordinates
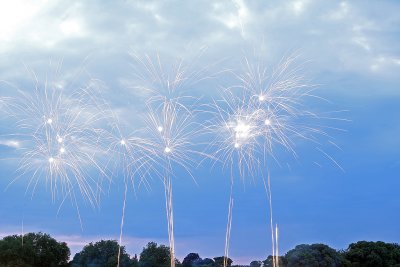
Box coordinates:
[290,0,309,15]
[326,1,349,20]
[0,0,399,108]
[0,1,48,41]
[60,19,85,37]
[0,139,20,148]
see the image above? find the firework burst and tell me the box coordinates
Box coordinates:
[129,50,207,267]
[204,52,345,267]
[98,114,158,267]
[5,62,111,217]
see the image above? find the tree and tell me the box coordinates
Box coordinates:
[263,255,287,267]
[181,253,217,267]
[0,232,70,267]
[183,253,201,266]
[198,258,216,267]
[213,256,233,267]
[250,260,262,267]
[344,241,400,267]
[285,244,344,267]
[70,239,135,267]
[139,242,180,267]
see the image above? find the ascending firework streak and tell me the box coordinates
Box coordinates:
[99,118,151,267]
[144,100,200,267]
[263,173,278,267]
[205,52,345,267]
[130,51,206,267]
[3,61,110,223]
[204,89,264,267]
[99,108,159,267]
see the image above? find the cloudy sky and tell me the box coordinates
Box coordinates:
[0,0,399,264]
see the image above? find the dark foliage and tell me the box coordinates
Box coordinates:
[139,242,180,267]
[344,241,400,267]
[183,253,201,266]
[70,239,136,267]
[2,231,400,267]
[213,256,233,267]
[263,255,288,267]
[249,260,262,267]
[182,253,216,267]
[0,232,70,267]
[284,243,344,267]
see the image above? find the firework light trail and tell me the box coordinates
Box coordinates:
[2,61,111,226]
[129,51,208,267]
[204,51,345,267]
[0,50,346,267]
[203,88,264,267]
[98,111,158,267]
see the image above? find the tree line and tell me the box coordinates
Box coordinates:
[0,232,399,266]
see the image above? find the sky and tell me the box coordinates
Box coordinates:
[0,0,399,265]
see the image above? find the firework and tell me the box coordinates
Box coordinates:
[98,113,157,267]
[143,93,200,267]
[5,62,110,218]
[204,52,344,267]
[130,51,206,267]
[203,88,264,267]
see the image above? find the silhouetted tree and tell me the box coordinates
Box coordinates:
[139,242,180,267]
[70,239,135,267]
[213,256,233,267]
[343,241,400,267]
[285,244,344,267]
[183,253,201,266]
[250,260,262,267]
[0,232,70,267]
[198,258,216,267]
[263,255,288,267]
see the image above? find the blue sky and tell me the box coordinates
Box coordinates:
[0,0,399,264]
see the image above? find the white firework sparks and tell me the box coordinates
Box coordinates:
[6,63,110,214]
[128,47,217,110]
[145,101,200,177]
[98,116,157,267]
[204,90,264,179]
[142,95,201,267]
[204,52,345,267]
[129,51,206,267]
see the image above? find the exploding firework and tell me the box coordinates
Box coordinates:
[0,50,345,267]
[145,100,200,267]
[129,50,206,267]
[129,48,212,107]
[99,116,158,267]
[203,89,264,267]
[204,52,345,267]
[4,62,111,217]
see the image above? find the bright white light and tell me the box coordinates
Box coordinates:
[60,147,65,153]
[0,140,20,148]
[60,19,83,36]
[0,1,44,41]
[265,119,271,125]
[57,137,63,143]
[164,147,171,153]
[157,126,163,132]
[234,143,240,148]
[120,139,126,145]
[48,157,54,163]
[258,95,265,101]
[47,118,53,124]
[235,122,250,139]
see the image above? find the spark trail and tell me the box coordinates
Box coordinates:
[129,51,207,267]
[99,114,156,267]
[205,52,345,266]
[3,62,111,222]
